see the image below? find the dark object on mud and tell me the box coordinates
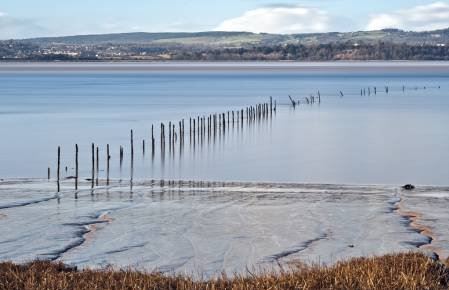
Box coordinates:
[402,184,416,190]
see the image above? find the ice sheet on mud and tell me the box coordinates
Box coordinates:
[0,179,439,277]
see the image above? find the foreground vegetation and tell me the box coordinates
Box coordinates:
[0,253,448,289]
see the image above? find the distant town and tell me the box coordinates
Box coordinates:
[1,29,449,61]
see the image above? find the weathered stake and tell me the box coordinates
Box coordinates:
[151,125,155,157]
[106,144,110,186]
[96,146,99,186]
[57,146,61,192]
[91,143,95,189]
[131,129,134,161]
[75,144,79,190]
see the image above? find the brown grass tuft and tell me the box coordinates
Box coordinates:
[0,253,448,290]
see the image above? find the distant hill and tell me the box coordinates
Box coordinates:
[27,32,260,46]
[2,29,449,61]
[23,29,449,47]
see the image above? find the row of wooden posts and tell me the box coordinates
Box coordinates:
[360,86,388,96]
[288,91,322,108]
[359,85,441,96]
[50,85,442,193]
[51,97,279,192]
[48,85,408,192]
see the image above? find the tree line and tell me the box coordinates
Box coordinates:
[1,40,449,61]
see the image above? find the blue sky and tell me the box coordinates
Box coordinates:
[1,1,449,39]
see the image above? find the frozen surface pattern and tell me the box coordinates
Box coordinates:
[1,179,445,277]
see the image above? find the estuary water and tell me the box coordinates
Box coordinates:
[0,62,448,185]
[1,62,449,275]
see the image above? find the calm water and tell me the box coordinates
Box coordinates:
[1,63,449,274]
[1,62,449,185]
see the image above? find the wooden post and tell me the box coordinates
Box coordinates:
[48,167,51,180]
[289,95,296,108]
[151,125,155,156]
[169,122,172,150]
[130,129,134,162]
[142,139,145,155]
[199,117,202,141]
[131,129,135,181]
[197,116,200,140]
[223,113,226,132]
[91,143,95,189]
[193,119,196,140]
[182,119,185,143]
[179,121,182,143]
[75,144,78,190]
[57,146,61,192]
[119,146,123,168]
[163,124,165,147]
[106,144,110,186]
[173,124,175,148]
[96,146,99,186]
[160,123,164,147]
[160,123,165,158]
[209,115,211,138]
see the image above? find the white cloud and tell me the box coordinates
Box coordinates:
[0,12,5,17]
[215,5,329,34]
[367,2,449,31]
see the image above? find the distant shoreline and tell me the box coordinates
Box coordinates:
[1,61,449,72]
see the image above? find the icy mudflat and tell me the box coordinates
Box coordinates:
[0,179,447,277]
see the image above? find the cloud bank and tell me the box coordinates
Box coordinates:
[215,5,329,34]
[367,2,449,31]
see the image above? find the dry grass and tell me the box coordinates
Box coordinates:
[1,253,448,290]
